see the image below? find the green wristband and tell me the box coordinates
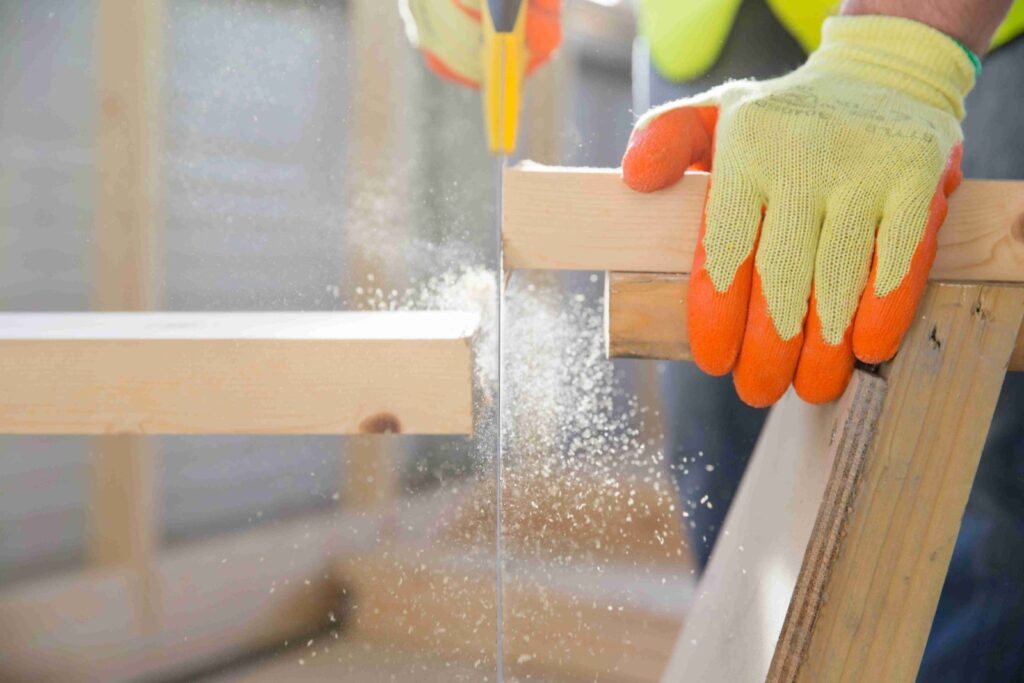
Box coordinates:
[953,38,982,77]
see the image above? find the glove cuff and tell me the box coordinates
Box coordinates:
[810,16,976,120]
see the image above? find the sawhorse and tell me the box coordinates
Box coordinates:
[503,165,1024,682]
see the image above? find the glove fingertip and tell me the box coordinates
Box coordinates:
[854,188,945,364]
[794,305,855,404]
[942,143,964,196]
[622,108,698,193]
[687,261,749,377]
[852,281,913,364]
[852,294,907,364]
[732,274,802,408]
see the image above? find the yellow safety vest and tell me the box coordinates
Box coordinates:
[640,0,1024,82]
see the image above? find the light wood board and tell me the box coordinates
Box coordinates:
[660,372,886,683]
[91,0,164,617]
[341,0,414,511]
[0,312,477,435]
[660,284,1024,683]
[788,284,1024,682]
[606,273,1024,371]
[503,166,1024,283]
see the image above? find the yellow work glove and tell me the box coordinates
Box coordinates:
[400,0,560,87]
[622,16,975,407]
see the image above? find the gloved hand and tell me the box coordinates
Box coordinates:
[622,16,976,407]
[400,0,560,87]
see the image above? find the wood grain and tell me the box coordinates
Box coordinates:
[606,272,691,362]
[791,284,1024,683]
[0,312,476,435]
[662,284,1024,683]
[504,166,1024,283]
[606,273,1024,372]
[660,372,886,683]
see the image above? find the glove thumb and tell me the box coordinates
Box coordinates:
[622,93,721,193]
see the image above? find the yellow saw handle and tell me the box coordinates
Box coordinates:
[482,0,528,155]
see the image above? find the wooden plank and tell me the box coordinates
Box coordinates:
[788,284,1024,683]
[1012,318,1024,370]
[94,0,162,314]
[606,272,1024,371]
[89,434,156,622]
[503,166,1024,282]
[92,0,164,618]
[660,371,886,683]
[606,272,691,362]
[0,312,477,435]
[342,0,411,510]
[523,50,567,165]
[659,284,1024,683]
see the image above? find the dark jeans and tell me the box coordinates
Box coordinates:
[642,2,1024,681]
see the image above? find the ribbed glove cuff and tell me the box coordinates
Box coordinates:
[810,16,976,120]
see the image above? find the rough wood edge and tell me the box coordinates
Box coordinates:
[766,375,887,681]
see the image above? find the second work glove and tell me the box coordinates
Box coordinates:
[400,0,560,87]
[622,16,976,407]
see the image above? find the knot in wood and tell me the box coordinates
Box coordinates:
[358,413,401,434]
[1013,211,1024,246]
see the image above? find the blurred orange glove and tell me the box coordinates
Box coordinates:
[622,16,976,407]
[400,0,561,87]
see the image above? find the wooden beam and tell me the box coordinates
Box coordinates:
[523,50,567,165]
[606,273,1024,371]
[660,283,1024,683]
[0,312,476,435]
[342,0,412,511]
[503,166,1024,283]
[660,371,886,683]
[89,434,157,623]
[606,273,691,362]
[95,0,162,313]
[787,284,1024,682]
[92,0,164,619]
